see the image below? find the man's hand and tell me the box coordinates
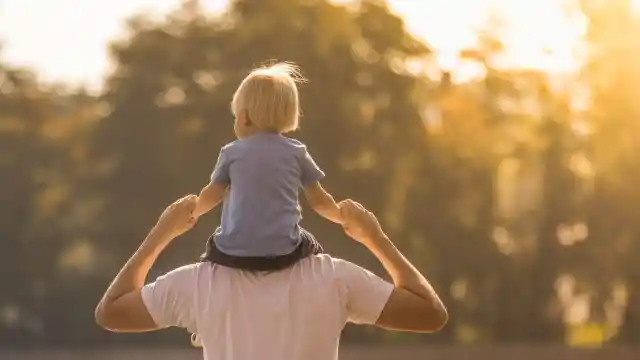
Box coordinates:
[154,195,199,240]
[338,199,385,246]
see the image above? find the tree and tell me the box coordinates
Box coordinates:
[0,59,44,344]
[578,0,640,344]
[0,53,104,344]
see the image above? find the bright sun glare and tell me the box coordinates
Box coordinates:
[388,0,586,73]
[0,0,586,89]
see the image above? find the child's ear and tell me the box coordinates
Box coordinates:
[244,112,254,127]
[236,110,248,126]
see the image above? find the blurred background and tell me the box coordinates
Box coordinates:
[1,0,639,359]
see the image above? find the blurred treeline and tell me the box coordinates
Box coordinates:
[1,0,639,347]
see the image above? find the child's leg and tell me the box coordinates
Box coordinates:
[298,227,324,256]
[191,333,202,347]
[199,235,217,262]
[199,228,323,271]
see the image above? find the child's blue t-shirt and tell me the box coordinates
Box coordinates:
[210,133,325,257]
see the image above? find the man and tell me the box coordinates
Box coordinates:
[95,195,447,360]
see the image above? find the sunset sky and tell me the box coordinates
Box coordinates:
[0,0,586,91]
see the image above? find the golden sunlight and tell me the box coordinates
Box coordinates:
[386,0,586,73]
[0,0,588,88]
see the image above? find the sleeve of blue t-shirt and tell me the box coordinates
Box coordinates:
[210,146,231,185]
[299,146,325,187]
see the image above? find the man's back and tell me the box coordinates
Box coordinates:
[141,255,393,360]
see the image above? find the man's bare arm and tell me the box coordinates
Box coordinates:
[370,234,447,332]
[95,196,198,332]
[94,228,168,332]
[340,200,447,333]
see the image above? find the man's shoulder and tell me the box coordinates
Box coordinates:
[149,263,222,292]
[154,263,204,282]
[296,255,371,280]
[160,257,365,274]
[308,254,351,267]
[304,255,391,290]
[154,257,373,283]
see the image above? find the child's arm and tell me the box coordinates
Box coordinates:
[194,182,227,218]
[304,181,343,224]
[195,144,232,218]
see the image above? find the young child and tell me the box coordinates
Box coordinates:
[192,62,342,272]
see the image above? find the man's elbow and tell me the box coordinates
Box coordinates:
[409,301,449,333]
[94,303,117,332]
[424,306,448,333]
[378,292,449,333]
[94,303,109,329]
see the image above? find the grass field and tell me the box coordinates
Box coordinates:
[2,346,638,360]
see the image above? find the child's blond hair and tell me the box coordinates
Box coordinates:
[231,62,306,133]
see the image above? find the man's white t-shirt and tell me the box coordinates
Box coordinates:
[141,254,394,360]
